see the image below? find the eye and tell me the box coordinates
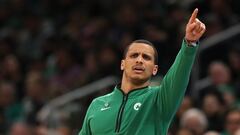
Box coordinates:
[129,53,139,58]
[143,54,152,61]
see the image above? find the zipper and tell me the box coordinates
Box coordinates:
[115,95,128,132]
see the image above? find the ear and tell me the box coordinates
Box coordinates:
[152,65,158,76]
[121,60,125,70]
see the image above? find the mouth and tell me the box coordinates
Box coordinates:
[132,66,145,73]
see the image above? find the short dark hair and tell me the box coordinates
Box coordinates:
[123,39,158,64]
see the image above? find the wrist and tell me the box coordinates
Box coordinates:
[184,38,198,47]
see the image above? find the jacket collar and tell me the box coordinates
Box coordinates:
[113,84,149,99]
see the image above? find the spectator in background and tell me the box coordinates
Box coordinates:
[222,108,240,135]
[228,45,240,97]
[0,37,16,60]
[34,125,48,135]
[198,61,236,107]
[56,126,72,135]
[176,128,194,135]
[22,70,48,125]
[0,55,24,100]
[0,81,23,133]
[208,62,237,106]
[208,61,232,87]
[97,45,120,77]
[205,131,220,135]
[177,96,195,120]
[180,108,208,135]
[201,90,225,131]
[170,96,194,134]
[234,129,240,135]
[17,12,51,62]
[83,51,99,82]
[9,122,33,135]
[35,125,72,135]
[228,45,240,79]
[48,42,86,98]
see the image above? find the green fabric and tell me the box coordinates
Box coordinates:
[217,84,234,94]
[221,131,229,135]
[5,103,24,124]
[79,39,198,135]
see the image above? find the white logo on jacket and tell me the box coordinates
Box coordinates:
[101,102,110,111]
[134,103,142,111]
[101,107,111,111]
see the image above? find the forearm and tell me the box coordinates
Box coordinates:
[158,39,198,120]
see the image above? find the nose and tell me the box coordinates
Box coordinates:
[136,56,143,64]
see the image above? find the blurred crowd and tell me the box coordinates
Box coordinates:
[0,0,240,135]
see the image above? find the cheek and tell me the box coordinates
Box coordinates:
[125,60,135,68]
[147,65,155,73]
[123,62,132,72]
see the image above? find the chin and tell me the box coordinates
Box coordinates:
[130,76,149,85]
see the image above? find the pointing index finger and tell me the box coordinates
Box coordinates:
[189,8,198,24]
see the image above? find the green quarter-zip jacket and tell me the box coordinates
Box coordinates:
[79,39,198,135]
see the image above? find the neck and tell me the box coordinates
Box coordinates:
[121,76,150,94]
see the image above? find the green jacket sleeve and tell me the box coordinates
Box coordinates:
[79,101,94,135]
[157,39,198,124]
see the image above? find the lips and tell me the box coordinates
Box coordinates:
[132,65,145,73]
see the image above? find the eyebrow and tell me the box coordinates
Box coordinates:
[128,52,153,59]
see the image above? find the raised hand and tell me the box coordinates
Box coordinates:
[185,8,206,43]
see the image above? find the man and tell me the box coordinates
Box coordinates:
[79,8,206,135]
[221,108,240,135]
